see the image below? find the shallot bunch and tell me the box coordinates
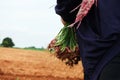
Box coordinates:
[48,24,80,66]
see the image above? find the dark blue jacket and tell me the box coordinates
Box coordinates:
[55,0,120,80]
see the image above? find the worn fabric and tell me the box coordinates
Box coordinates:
[55,0,120,80]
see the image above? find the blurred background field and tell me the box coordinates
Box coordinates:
[0,0,84,80]
[0,47,84,80]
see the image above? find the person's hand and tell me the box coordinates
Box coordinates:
[61,18,67,26]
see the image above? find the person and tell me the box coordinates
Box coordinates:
[55,0,120,80]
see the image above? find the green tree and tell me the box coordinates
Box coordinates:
[1,37,15,47]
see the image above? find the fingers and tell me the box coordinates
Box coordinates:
[61,18,67,25]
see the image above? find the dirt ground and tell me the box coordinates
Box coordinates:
[0,47,84,80]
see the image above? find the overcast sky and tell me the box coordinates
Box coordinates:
[0,0,63,48]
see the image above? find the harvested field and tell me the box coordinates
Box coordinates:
[0,47,84,80]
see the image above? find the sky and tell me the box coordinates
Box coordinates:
[0,0,63,48]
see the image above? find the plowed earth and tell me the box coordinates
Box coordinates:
[0,48,84,80]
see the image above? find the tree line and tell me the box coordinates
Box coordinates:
[0,37,45,50]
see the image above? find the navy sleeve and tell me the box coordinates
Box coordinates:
[55,0,82,23]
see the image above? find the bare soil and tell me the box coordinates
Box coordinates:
[0,47,84,80]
